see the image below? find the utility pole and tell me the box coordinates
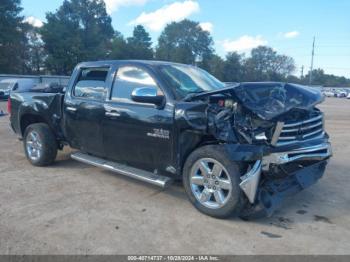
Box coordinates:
[309,37,315,85]
[301,65,304,78]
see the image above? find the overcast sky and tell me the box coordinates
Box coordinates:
[22,0,350,77]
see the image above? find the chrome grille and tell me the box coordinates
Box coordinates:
[274,112,325,146]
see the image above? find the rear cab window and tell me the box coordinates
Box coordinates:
[73,67,109,100]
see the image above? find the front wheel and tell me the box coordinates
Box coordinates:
[183,145,244,219]
[24,123,58,166]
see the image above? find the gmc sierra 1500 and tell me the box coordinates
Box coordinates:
[9,60,332,219]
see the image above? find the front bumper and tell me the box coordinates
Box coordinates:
[0,91,10,99]
[262,142,332,171]
[239,141,332,218]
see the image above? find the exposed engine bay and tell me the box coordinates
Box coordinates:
[182,82,326,147]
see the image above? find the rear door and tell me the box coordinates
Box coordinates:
[63,66,112,157]
[102,64,174,172]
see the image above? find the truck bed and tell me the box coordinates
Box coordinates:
[9,91,65,139]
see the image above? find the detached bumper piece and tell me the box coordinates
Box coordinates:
[240,142,332,218]
[262,142,332,170]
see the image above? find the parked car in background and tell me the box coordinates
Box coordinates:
[0,79,14,99]
[347,93,350,99]
[0,78,36,99]
[323,91,335,97]
[337,91,347,98]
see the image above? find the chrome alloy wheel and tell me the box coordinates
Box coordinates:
[26,130,42,161]
[190,158,232,209]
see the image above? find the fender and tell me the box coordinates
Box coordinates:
[222,143,265,161]
[16,93,63,137]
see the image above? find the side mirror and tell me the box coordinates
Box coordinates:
[131,87,165,106]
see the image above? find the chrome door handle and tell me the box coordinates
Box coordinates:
[105,111,121,117]
[66,106,77,112]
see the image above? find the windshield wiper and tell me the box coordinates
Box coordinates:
[183,83,240,102]
[183,91,206,102]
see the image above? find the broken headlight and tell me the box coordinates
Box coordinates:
[254,132,268,141]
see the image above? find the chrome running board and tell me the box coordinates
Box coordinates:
[71,152,173,188]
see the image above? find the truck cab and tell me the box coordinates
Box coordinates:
[63,61,178,175]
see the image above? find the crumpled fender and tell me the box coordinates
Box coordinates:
[174,101,265,168]
[15,92,64,136]
[222,143,265,161]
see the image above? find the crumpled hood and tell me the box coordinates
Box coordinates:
[233,82,324,120]
[178,82,325,145]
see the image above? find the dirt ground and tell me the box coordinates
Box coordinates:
[0,98,349,255]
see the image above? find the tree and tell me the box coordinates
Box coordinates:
[205,55,225,81]
[107,31,130,60]
[127,25,153,60]
[41,0,114,75]
[303,69,350,87]
[223,52,244,82]
[243,46,295,81]
[24,26,46,74]
[285,74,301,84]
[156,19,214,65]
[0,0,28,73]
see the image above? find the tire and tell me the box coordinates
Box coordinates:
[183,145,245,219]
[23,123,58,166]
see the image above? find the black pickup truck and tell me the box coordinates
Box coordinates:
[8,60,332,219]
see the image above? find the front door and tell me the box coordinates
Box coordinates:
[102,65,174,172]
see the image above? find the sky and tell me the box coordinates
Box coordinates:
[21,0,350,77]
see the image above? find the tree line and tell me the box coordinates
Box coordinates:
[1,0,349,87]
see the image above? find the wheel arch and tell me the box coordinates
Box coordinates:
[20,114,48,136]
[177,130,220,176]
[180,142,265,176]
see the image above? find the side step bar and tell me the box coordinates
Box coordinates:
[71,152,173,188]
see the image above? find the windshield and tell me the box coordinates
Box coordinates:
[0,83,12,90]
[158,64,225,98]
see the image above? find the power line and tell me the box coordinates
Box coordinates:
[315,54,350,57]
[292,54,350,57]
[275,45,350,51]
[322,67,350,70]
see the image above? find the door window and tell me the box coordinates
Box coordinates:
[111,66,162,102]
[73,68,109,100]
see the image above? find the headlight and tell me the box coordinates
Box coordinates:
[254,132,267,141]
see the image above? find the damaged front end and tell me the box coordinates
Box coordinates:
[177,82,332,218]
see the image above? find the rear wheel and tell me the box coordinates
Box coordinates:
[183,145,244,218]
[24,123,57,166]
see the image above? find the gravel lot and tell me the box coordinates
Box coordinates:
[0,98,350,255]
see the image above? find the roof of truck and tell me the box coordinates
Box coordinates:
[77,60,193,68]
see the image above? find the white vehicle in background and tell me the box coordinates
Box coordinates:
[347,93,350,99]
[0,79,14,99]
[336,91,347,98]
[323,91,335,97]
[0,78,36,100]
